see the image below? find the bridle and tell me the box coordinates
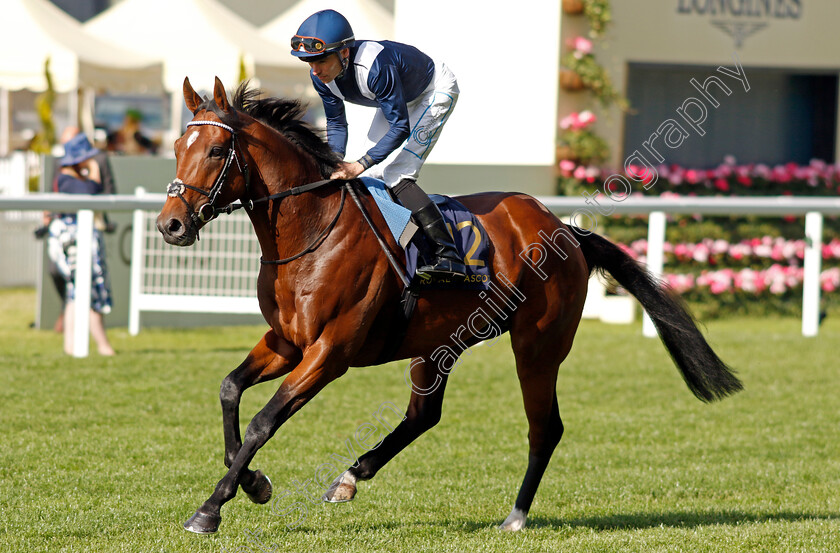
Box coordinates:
[165,118,346,264]
[166,120,251,240]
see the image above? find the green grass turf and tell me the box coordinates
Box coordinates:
[1,288,838,552]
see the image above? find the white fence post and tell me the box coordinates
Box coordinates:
[72,209,94,358]
[802,211,824,337]
[129,188,146,336]
[643,211,666,338]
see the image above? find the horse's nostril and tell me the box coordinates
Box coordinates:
[167,218,183,235]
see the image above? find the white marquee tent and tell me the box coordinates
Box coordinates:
[1,0,159,93]
[85,0,303,145]
[0,0,160,154]
[259,0,395,159]
[260,0,394,46]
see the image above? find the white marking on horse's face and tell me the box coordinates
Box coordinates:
[186,130,200,150]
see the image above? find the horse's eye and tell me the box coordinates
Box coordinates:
[209,146,224,158]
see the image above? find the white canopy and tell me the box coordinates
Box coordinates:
[85,0,299,94]
[0,0,159,93]
[260,0,395,45]
[258,0,396,158]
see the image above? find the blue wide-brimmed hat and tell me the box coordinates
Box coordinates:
[60,133,100,166]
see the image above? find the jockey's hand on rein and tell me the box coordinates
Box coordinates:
[330,161,365,180]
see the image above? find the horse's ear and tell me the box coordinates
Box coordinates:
[213,76,230,112]
[183,77,202,113]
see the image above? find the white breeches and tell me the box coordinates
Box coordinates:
[362,61,459,188]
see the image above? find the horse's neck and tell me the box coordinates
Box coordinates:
[245,133,337,264]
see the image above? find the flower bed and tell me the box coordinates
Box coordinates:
[559,157,840,197]
[557,158,840,318]
[618,237,840,268]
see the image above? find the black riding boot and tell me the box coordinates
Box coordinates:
[392,178,467,279]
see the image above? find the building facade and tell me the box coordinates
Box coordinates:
[571,0,839,171]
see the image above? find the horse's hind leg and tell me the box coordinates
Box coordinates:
[220,332,301,503]
[323,356,449,502]
[499,328,573,531]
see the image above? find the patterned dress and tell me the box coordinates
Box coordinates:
[47,173,113,314]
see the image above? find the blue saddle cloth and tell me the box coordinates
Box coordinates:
[359,177,492,290]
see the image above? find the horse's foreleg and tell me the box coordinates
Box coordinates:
[185,345,345,534]
[220,332,301,502]
[323,357,449,503]
[221,333,297,467]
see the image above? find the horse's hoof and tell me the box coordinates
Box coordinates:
[322,471,357,503]
[323,482,356,503]
[242,470,273,504]
[183,508,221,534]
[498,507,527,532]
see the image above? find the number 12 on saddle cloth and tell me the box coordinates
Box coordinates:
[359,177,491,290]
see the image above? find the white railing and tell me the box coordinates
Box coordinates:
[0,152,34,196]
[0,153,41,287]
[0,209,42,287]
[535,196,840,338]
[128,189,261,336]
[1,192,839,356]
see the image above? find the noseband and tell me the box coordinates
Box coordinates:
[166,120,251,240]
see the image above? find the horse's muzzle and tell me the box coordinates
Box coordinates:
[156,213,196,246]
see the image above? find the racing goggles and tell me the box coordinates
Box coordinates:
[291,35,351,54]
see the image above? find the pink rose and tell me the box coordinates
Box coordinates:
[714,178,730,192]
[692,244,709,263]
[572,36,593,54]
[559,159,576,173]
[710,280,728,295]
[577,110,596,126]
[685,169,701,184]
[559,113,577,130]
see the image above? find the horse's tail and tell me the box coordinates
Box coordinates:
[574,228,743,402]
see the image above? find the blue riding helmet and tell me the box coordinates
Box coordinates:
[290,9,355,59]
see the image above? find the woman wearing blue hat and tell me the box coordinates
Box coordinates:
[48,133,115,356]
[291,9,466,280]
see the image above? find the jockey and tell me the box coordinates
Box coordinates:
[290,9,466,279]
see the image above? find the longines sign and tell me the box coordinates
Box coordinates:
[677,0,803,47]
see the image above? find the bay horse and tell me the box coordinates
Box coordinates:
[157,77,742,534]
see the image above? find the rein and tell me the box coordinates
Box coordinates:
[259,183,347,265]
[166,118,348,264]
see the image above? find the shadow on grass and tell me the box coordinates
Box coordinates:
[526,510,840,531]
[126,346,251,355]
[341,510,840,534]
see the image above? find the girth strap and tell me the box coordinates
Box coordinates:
[374,286,420,365]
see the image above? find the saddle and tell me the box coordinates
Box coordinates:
[351,177,493,364]
[357,177,492,290]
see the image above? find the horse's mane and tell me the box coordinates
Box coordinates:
[230,82,341,179]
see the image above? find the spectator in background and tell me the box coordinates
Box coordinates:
[38,126,118,333]
[48,133,116,356]
[107,109,157,155]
